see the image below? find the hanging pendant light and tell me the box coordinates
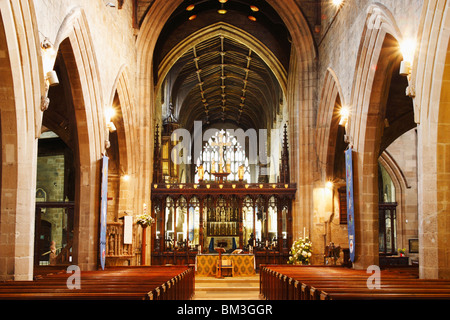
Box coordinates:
[218,0,227,14]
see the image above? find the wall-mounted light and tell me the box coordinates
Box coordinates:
[40,38,59,111]
[399,39,416,76]
[105,107,117,132]
[123,174,130,181]
[105,107,116,122]
[107,122,117,132]
[332,0,344,7]
[46,70,59,86]
[326,181,334,189]
[399,39,416,98]
[339,106,350,126]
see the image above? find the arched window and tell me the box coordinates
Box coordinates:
[195,130,251,182]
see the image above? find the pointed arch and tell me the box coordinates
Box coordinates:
[109,65,138,176]
[136,0,317,243]
[347,3,405,269]
[51,7,106,271]
[0,0,43,280]
[411,0,450,279]
[316,68,345,181]
[54,7,106,161]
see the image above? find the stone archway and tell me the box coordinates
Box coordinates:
[436,41,450,279]
[347,4,408,269]
[136,0,317,247]
[0,0,43,281]
[53,7,107,271]
[412,0,450,279]
[316,68,346,182]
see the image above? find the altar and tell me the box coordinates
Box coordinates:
[195,254,256,277]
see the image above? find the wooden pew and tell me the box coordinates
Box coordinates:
[0,266,195,300]
[260,265,450,301]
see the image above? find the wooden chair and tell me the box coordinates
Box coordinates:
[217,259,234,277]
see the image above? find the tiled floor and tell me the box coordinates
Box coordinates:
[193,275,263,300]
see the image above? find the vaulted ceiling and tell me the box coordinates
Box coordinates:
[168,34,282,130]
[150,0,292,132]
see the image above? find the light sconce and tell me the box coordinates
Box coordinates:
[123,174,130,182]
[399,39,416,76]
[105,107,116,132]
[399,39,416,97]
[326,181,334,189]
[46,70,59,87]
[40,38,59,111]
[339,106,350,126]
[107,122,116,132]
[399,60,412,76]
[332,0,344,7]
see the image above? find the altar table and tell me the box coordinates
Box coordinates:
[195,254,256,277]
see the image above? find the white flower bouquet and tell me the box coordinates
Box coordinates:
[288,237,312,265]
[136,213,155,227]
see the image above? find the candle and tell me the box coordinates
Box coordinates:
[303,227,306,239]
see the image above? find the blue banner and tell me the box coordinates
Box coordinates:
[100,155,109,270]
[345,148,356,262]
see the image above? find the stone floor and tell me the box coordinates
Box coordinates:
[192,274,263,300]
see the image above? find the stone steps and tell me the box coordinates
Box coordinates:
[193,276,263,300]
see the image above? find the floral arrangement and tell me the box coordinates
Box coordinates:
[398,248,406,256]
[288,237,313,265]
[136,213,155,227]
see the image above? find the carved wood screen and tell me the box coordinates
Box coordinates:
[150,183,296,257]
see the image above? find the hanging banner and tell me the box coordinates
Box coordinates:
[345,148,356,262]
[123,215,133,245]
[100,155,109,270]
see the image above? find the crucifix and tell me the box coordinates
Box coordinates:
[210,131,232,177]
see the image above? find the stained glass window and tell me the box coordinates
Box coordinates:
[195,130,251,182]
